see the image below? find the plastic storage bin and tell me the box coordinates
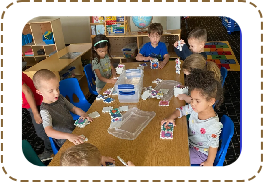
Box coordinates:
[108,107,156,140]
[121,43,138,59]
[115,69,144,103]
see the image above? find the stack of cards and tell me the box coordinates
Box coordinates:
[150,58,159,69]
[176,40,183,51]
[175,58,181,74]
[160,122,174,139]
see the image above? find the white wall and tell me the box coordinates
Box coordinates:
[167,16,181,30]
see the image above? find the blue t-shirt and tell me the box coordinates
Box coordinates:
[139,42,168,61]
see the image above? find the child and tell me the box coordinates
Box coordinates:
[178,53,221,103]
[161,69,223,166]
[174,28,207,60]
[60,143,135,166]
[22,73,53,161]
[32,69,93,148]
[92,35,117,93]
[135,23,170,69]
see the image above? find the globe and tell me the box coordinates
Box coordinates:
[132,16,153,32]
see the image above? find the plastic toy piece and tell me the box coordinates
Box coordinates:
[116,64,125,74]
[152,78,163,84]
[74,118,91,128]
[80,134,88,142]
[160,122,174,139]
[110,108,122,123]
[174,85,189,97]
[141,90,151,100]
[96,94,105,100]
[139,63,147,67]
[88,111,100,118]
[103,88,114,95]
[102,106,113,113]
[176,40,183,51]
[175,58,181,74]
[103,97,114,104]
[150,58,159,69]
[119,106,128,112]
[159,100,170,106]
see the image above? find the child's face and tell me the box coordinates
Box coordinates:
[148,32,161,46]
[190,89,215,113]
[36,78,60,104]
[95,46,108,59]
[183,69,190,75]
[188,38,205,53]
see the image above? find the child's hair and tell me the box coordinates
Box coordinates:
[60,143,101,166]
[33,69,57,89]
[187,28,207,43]
[92,34,111,63]
[186,69,223,110]
[182,54,221,82]
[148,23,163,35]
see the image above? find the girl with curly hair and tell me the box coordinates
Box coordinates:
[161,69,223,166]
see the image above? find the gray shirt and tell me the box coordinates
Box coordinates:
[177,104,223,155]
[40,95,75,147]
[92,55,112,89]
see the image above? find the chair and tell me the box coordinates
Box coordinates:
[220,67,228,87]
[59,78,91,120]
[49,137,59,155]
[191,115,234,166]
[22,140,46,166]
[84,64,98,95]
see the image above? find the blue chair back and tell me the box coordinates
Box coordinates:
[84,64,98,95]
[220,67,228,87]
[22,140,46,166]
[213,115,234,166]
[191,115,234,166]
[49,137,59,155]
[59,78,91,120]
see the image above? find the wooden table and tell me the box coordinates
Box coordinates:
[49,61,190,166]
[23,43,92,80]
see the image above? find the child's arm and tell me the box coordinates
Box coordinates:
[70,106,93,121]
[158,54,170,69]
[177,94,192,103]
[94,69,117,84]
[110,63,117,78]
[200,147,218,166]
[136,53,153,61]
[22,83,42,124]
[45,126,84,145]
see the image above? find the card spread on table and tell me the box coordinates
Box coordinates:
[88,111,100,118]
[160,122,174,139]
[80,134,88,142]
[74,118,91,128]
[102,106,113,113]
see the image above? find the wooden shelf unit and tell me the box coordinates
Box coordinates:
[23,43,92,81]
[22,18,65,68]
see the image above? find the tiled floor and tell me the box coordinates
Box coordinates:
[22,16,240,166]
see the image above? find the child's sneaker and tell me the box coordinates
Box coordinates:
[38,150,53,162]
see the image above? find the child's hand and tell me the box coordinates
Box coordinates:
[127,161,135,166]
[109,78,117,84]
[177,94,187,101]
[173,41,178,48]
[200,160,213,166]
[101,156,115,166]
[144,56,154,61]
[158,62,166,69]
[161,119,175,127]
[67,134,85,145]
[34,113,43,124]
[79,116,93,122]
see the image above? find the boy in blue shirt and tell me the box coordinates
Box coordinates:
[174,28,207,60]
[136,23,170,69]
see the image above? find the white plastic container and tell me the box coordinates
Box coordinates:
[114,69,144,103]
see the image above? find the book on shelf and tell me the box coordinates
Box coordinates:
[96,25,105,35]
[92,16,104,23]
[91,25,96,35]
[116,16,124,22]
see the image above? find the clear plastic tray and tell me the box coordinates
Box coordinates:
[108,107,156,140]
[154,80,181,101]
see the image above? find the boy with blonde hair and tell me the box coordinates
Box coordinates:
[174,28,207,60]
[33,69,93,148]
[60,143,134,166]
[136,23,170,69]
